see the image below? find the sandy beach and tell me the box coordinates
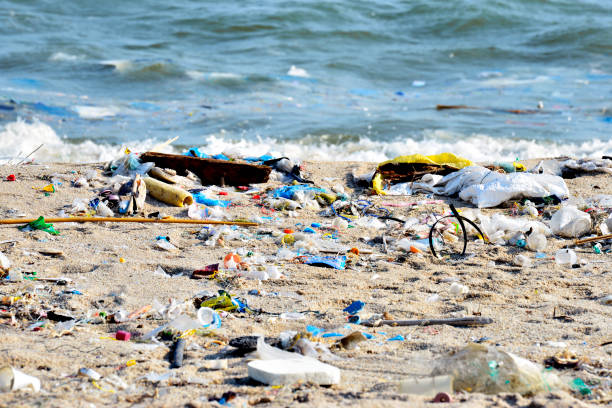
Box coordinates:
[0,158,610,407]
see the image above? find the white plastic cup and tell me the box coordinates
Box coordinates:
[0,366,41,392]
[555,249,577,265]
[197,307,221,328]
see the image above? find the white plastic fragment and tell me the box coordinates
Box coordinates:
[0,252,10,273]
[550,206,591,238]
[525,231,547,252]
[200,360,228,370]
[449,282,469,296]
[248,358,340,386]
[555,249,577,266]
[599,295,612,305]
[513,255,532,268]
[0,366,41,393]
[78,367,101,381]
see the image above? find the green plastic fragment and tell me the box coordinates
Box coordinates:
[18,216,60,235]
[571,378,592,395]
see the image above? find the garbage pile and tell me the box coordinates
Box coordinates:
[0,149,610,405]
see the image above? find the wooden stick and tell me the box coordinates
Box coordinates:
[362,316,493,328]
[575,234,612,245]
[0,217,258,227]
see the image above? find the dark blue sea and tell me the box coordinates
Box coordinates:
[1,0,611,163]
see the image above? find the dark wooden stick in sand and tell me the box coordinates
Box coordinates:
[362,316,493,328]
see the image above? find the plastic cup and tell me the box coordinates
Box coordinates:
[197,307,221,328]
[0,366,41,392]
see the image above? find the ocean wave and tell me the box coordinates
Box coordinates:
[2,120,611,165]
[99,59,184,79]
[0,119,175,164]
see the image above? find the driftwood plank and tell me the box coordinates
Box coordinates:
[139,152,271,186]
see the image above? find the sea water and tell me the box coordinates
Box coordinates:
[0,0,610,163]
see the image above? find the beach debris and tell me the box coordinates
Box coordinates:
[143,176,193,207]
[247,337,340,385]
[17,216,60,235]
[431,343,559,395]
[411,166,569,208]
[372,153,473,195]
[428,204,485,258]
[0,366,41,393]
[550,206,592,238]
[115,330,131,341]
[149,166,177,184]
[78,367,102,381]
[300,255,346,270]
[170,338,186,368]
[554,248,577,266]
[139,151,272,186]
[362,317,493,328]
[338,332,367,350]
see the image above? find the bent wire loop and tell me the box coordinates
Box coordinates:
[429,204,486,258]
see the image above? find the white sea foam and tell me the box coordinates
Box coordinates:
[1,119,610,165]
[193,131,612,163]
[49,52,81,62]
[0,119,174,164]
[100,60,133,73]
[287,66,310,78]
[186,70,244,81]
[73,106,118,119]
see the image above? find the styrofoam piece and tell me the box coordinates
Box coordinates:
[398,375,453,397]
[248,358,340,385]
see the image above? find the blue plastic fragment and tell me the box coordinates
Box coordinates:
[303,227,316,234]
[387,335,405,342]
[321,332,344,338]
[212,153,230,161]
[343,300,365,315]
[271,185,327,199]
[535,252,546,259]
[185,147,209,158]
[362,332,374,340]
[311,223,321,228]
[89,198,100,210]
[302,255,346,270]
[192,192,231,207]
[244,154,275,162]
[306,325,324,336]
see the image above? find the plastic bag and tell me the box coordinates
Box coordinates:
[414,166,569,208]
[431,343,559,395]
[550,206,591,238]
[18,216,60,235]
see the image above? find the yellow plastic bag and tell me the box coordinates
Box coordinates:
[373,153,474,195]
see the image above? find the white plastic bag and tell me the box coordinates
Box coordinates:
[550,206,591,238]
[416,166,569,208]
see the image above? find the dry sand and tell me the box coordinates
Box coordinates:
[0,160,610,407]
